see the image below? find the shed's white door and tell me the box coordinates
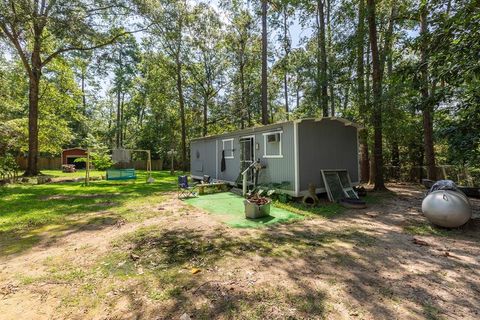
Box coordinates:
[239,137,255,182]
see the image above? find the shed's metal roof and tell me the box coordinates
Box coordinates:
[191,117,362,142]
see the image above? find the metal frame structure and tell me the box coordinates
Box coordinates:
[85,148,152,186]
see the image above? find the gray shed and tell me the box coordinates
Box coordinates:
[190,117,362,197]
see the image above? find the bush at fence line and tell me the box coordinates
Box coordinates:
[469,168,480,185]
[74,152,113,171]
[0,154,20,182]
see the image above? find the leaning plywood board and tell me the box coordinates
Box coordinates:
[321,170,359,202]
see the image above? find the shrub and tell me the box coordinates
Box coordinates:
[74,152,113,171]
[0,154,19,181]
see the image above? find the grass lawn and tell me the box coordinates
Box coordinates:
[41,169,104,178]
[0,170,180,255]
[1,182,478,319]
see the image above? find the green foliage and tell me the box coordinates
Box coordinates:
[91,153,114,171]
[1,0,479,178]
[0,154,19,181]
[74,149,114,171]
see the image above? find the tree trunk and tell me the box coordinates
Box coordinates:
[116,86,121,148]
[296,80,300,109]
[327,0,334,116]
[369,148,375,185]
[81,69,86,111]
[381,4,396,75]
[25,40,42,176]
[116,48,122,149]
[367,0,386,190]
[343,83,349,111]
[121,92,125,147]
[386,5,400,179]
[25,72,40,176]
[239,49,246,128]
[317,0,328,117]
[420,0,436,180]
[366,36,373,185]
[175,57,187,171]
[391,136,400,179]
[283,7,289,120]
[357,0,369,183]
[203,96,208,136]
[261,0,269,125]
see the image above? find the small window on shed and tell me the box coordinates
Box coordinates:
[263,131,283,158]
[222,139,234,159]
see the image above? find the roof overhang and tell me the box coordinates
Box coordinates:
[191,117,363,142]
[313,117,364,129]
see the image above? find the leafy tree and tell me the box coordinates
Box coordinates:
[0,0,134,175]
[367,0,386,190]
[137,0,191,171]
[187,3,228,136]
[261,0,269,125]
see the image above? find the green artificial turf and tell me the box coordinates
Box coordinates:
[184,192,304,228]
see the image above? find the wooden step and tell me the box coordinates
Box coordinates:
[230,187,243,196]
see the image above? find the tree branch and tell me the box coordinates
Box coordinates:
[41,25,151,67]
[0,22,32,77]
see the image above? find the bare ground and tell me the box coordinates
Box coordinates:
[0,183,479,319]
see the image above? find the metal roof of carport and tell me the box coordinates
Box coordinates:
[190,117,363,142]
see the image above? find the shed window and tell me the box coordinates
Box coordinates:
[263,131,283,158]
[222,139,234,159]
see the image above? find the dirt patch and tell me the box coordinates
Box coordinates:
[1,185,479,319]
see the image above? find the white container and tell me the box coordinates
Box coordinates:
[422,190,472,228]
[244,199,271,219]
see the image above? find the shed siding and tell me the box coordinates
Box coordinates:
[190,123,295,190]
[298,119,359,191]
[218,135,241,183]
[190,118,359,195]
[190,139,217,179]
[256,123,295,191]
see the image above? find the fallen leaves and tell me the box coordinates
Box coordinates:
[190,268,201,274]
[130,253,140,261]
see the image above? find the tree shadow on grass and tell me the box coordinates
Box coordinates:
[0,211,124,257]
[102,227,330,319]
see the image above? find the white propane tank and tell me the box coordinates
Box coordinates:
[421,190,472,228]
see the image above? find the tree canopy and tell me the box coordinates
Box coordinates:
[1,0,479,183]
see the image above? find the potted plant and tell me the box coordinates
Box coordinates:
[244,190,272,219]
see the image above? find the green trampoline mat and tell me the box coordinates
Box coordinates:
[184,192,304,228]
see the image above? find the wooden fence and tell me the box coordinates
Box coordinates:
[15,157,61,170]
[15,157,164,171]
